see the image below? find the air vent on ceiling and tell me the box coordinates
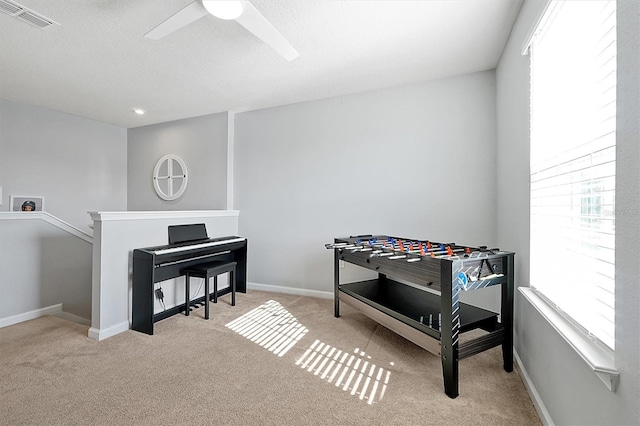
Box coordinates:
[0,0,59,30]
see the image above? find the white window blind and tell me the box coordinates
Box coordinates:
[529,0,616,350]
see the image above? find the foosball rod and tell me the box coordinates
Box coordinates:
[325,242,499,262]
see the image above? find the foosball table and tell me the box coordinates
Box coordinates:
[326,234,514,399]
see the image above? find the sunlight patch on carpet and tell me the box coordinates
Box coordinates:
[296,340,392,405]
[225,300,308,357]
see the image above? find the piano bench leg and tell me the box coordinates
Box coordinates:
[185,273,191,316]
[231,268,236,307]
[213,275,218,304]
[204,278,210,320]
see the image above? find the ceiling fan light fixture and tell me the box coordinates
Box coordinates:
[202,0,245,20]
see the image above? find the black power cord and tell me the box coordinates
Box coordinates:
[155,287,166,310]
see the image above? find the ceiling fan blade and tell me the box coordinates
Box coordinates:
[235,1,299,61]
[144,1,209,40]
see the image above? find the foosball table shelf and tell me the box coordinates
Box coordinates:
[329,235,515,399]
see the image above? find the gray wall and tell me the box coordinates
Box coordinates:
[127,112,228,210]
[235,71,500,299]
[0,99,127,231]
[496,0,640,424]
[0,218,92,321]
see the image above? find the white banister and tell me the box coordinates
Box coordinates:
[0,211,93,243]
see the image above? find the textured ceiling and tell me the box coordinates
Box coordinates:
[0,0,523,128]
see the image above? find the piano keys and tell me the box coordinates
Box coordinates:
[152,236,246,256]
[132,235,247,335]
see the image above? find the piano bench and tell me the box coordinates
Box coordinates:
[181,260,237,320]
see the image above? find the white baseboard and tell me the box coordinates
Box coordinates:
[85,284,330,341]
[52,311,91,326]
[514,348,554,426]
[88,321,130,341]
[248,282,333,299]
[0,303,62,329]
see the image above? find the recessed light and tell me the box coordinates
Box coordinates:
[133,108,145,115]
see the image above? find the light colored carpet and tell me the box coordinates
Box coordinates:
[0,290,540,425]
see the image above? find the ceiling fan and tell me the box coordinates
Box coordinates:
[144,0,299,61]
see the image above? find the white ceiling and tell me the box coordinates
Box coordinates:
[0,0,523,128]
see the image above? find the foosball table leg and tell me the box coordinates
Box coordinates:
[441,261,460,398]
[501,253,515,372]
[442,349,460,399]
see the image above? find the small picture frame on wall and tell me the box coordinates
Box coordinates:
[10,195,45,212]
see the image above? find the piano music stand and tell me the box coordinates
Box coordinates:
[168,223,208,244]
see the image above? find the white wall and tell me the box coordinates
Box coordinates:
[127,112,228,211]
[496,0,640,424]
[0,99,127,231]
[234,71,500,303]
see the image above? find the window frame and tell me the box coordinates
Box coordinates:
[521,0,619,391]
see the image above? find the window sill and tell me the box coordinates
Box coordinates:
[519,287,619,391]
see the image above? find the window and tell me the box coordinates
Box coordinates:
[528,1,616,350]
